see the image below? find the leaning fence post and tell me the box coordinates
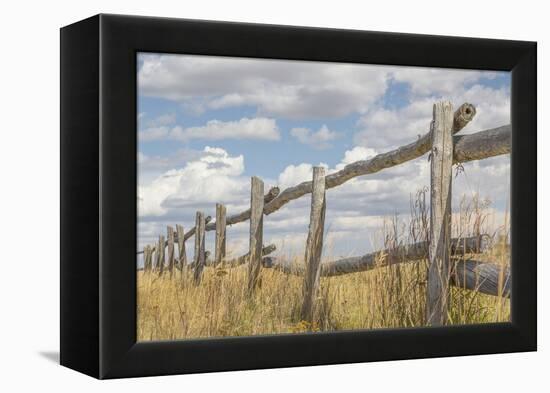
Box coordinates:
[167,226,175,277]
[215,203,227,266]
[157,235,165,275]
[247,176,264,293]
[193,212,206,283]
[176,224,187,269]
[426,101,454,326]
[143,245,152,271]
[153,245,159,272]
[300,167,327,323]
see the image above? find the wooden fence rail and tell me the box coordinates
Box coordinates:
[139,101,512,324]
[261,235,490,276]
[137,126,510,256]
[262,254,510,298]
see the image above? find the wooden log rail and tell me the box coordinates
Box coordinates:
[262,235,488,275]
[138,108,511,255]
[221,244,277,267]
[262,249,510,298]
[137,187,279,255]
[187,244,276,268]
[139,123,510,256]
[205,186,280,231]
[263,104,495,216]
[451,259,510,298]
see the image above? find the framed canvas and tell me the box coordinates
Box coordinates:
[60,14,536,379]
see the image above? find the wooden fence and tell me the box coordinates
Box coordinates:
[138,101,512,326]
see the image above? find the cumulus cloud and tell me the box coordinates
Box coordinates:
[278,162,329,188]
[333,146,378,171]
[354,83,510,149]
[138,53,389,119]
[390,67,490,96]
[137,54,511,257]
[290,125,341,149]
[138,146,247,218]
[271,136,509,257]
[138,143,510,258]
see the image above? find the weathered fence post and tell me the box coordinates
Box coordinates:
[143,245,152,271]
[215,203,227,266]
[193,212,206,284]
[426,101,454,326]
[176,224,187,269]
[300,167,327,323]
[247,176,264,293]
[153,245,159,272]
[157,235,165,275]
[167,226,175,277]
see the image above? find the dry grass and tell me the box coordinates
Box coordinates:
[137,191,510,341]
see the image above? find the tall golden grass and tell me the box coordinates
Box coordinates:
[137,191,510,341]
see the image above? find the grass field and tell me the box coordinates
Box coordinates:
[137,192,510,341]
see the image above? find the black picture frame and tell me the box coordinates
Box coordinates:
[60,14,537,379]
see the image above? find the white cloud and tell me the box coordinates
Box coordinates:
[391,67,493,96]
[137,55,511,257]
[278,162,329,188]
[138,143,510,259]
[354,83,510,149]
[139,117,280,142]
[333,146,378,171]
[290,125,341,149]
[138,146,246,218]
[170,117,280,142]
[138,53,390,119]
[270,136,509,256]
[138,148,203,174]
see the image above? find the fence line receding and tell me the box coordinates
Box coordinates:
[138,102,512,326]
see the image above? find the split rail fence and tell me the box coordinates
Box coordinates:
[138,101,512,326]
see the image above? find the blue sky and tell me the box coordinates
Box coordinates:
[137,53,511,259]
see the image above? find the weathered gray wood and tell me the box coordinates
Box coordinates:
[453,125,511,163]
[143,245,152,271]
[204,186,280,232]
[264,255,509,298]
[136,216,212,256]
[452,259,510,298]
[157,235,165,275]
[263,103,477,216]
[176,224,187,268]
[264,235,488,276]
[301,167,327,323]
[215,203,227,265]
[453,103,476,131]
[426,101,454,326]
[183,215,212,242]
[247,176,264,293]
[153,242,160,271]
[193,212,206,284]
[167,226,175,277]
[219,244,277,267]
[137,124,513,257]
